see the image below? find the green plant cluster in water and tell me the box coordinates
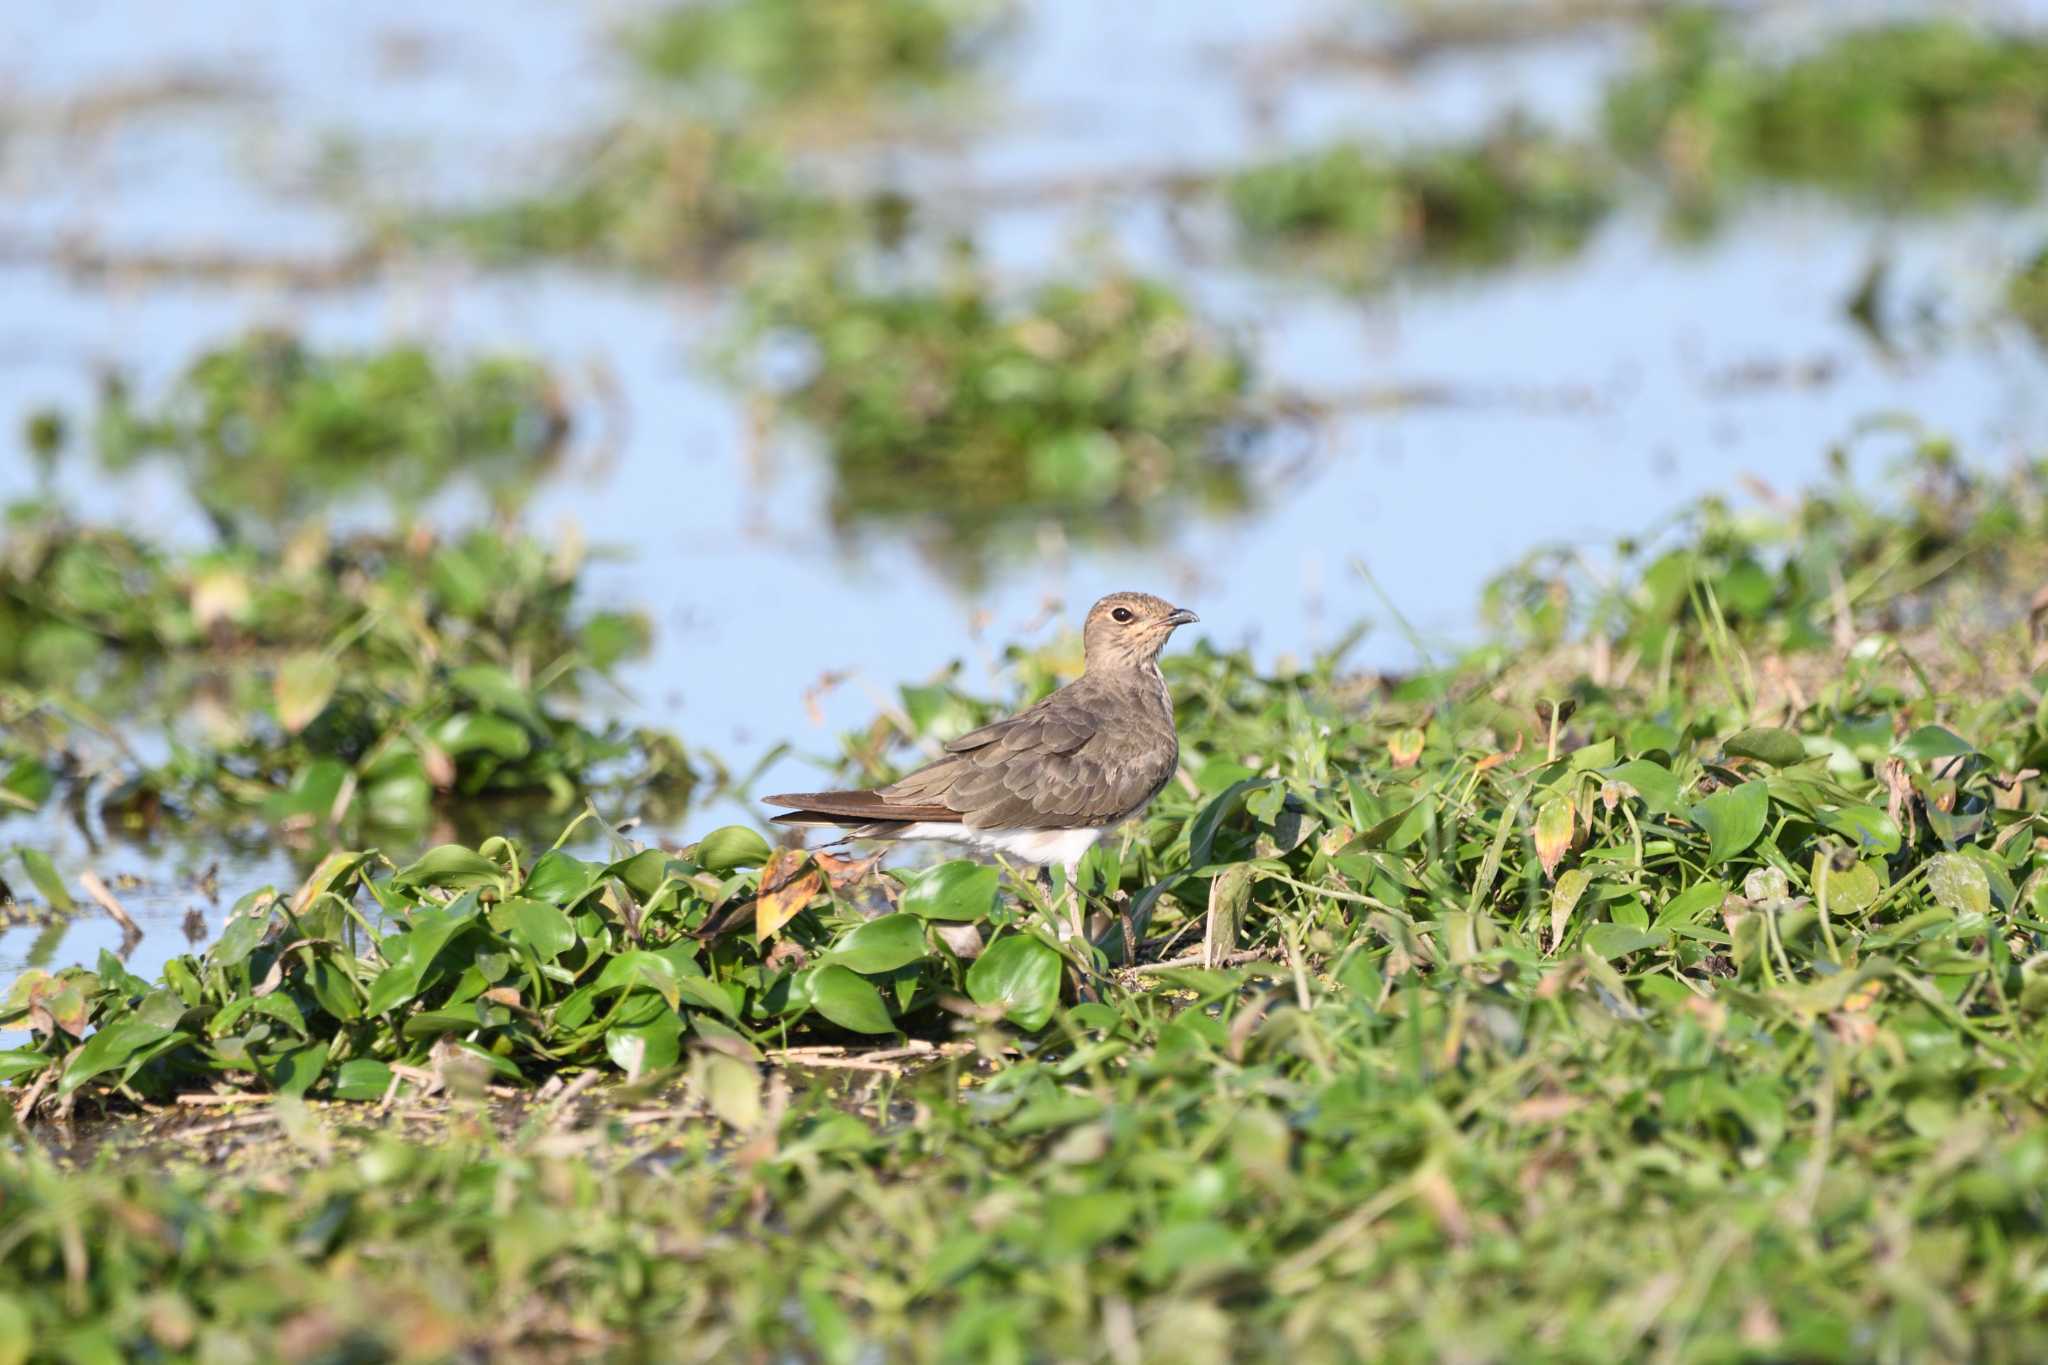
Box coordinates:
[91,330,567,535]
[1228,118,1616,283]
[1606,11,2048,213]
[2011,244,2048,347]
[742,264,1257,574]
[5,453,2048,1357]
[631,0,1005,112]
[0,507,691,840]
[407,121,859,277]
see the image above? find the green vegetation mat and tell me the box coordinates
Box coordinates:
[6,449,2047,1360]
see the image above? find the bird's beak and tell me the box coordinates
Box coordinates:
[1164,607,1199,628]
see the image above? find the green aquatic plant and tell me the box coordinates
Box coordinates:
[92,331,567,535]
[2011,245,2048,347]
[0,507,692,836]
[1606,11,2048,214]
[6,452,2048,1356]
[1229,118,1615,282]
[631,0,1005,113]
[740,262,1258,576]
[408,120,859,277]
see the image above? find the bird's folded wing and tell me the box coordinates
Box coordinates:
[943,692,1096,755]
[759,790,958,822]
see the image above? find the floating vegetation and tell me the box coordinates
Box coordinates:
[1228,119,1615,283]
[1481,434,2048,666]
[92,330,568,535]
[2011,245,2048,347]
[7,453,2048,1356]
[1606,12,2048,215]
[0,508,692,838]
[406,121,860,277]
[631,0,1006,114]
[740,263,1259,575]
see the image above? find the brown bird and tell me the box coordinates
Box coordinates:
[764,592,1198,889]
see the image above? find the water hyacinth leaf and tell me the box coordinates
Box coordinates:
[56,1015,185,1096]
[331,1058,394,1101]
[1894,725,1974,760]
[393,845,506,891]
[1927,853,1991,917]
[1188,778,1277,868]
[1533,797,1575,879]
[1812,853,1884,916]
[825,913,928,974]
[522,850,599,905]
[0,1050,51,1082]
[1655,880,1728,928]
[448,663,545,729]
[967,934,1063,1031]
[1689,779,1769,865]
[1722,726,1806,767]
[1583,923,1668,960]
[696,825,771,873]
[1605,759,1679,814]
[690,1049,764,1130]
[898,861,999,921]
[607,1014,682,1080]
[1550,867,1592,947]
[499,896,578,962]
[13,849,73,913]
[808,964,896,1035]
[273,1041,332,1097]
[433,710,531,759]
[1821,805,1903,856]
[366,899,480,1014]
[273,651,340,734]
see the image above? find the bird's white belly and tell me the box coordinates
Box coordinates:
[893,822,1109,872]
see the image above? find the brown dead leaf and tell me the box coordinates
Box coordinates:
[755,849,823,942]
[1473,732,1525,773]
[814,849,882,891]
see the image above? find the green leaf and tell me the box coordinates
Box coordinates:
[499,896,578,962]
[393,845,505,891]
[1723,726,1805,767]
[13,849,73,913]
[1688,780,1770,866]
[1821,805,1903,856]
[1894,725,1974,760]
[807,964,897,1035]
[522,850,599,906]
[331,1058,395,1101]
[1655,880,1728,928]
[366,898,480,1014]
[1927,853,1991,918]
[897,861,999,921]
[966,934,1063,1031]
[273,651,340,734]
[607,1013,682,1079]
[1584,923,1668,960]
[695,825,771,873]
[1187,778,1275,869]
[448,663,545,729]
[0,1049,52,1082]
[57,1016,184,1096]
[1604,759,1679,815]
[1550,868,1591,945]
[824,913,929,974]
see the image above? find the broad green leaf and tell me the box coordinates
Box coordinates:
[967,934,1063,1031]
[898,861,999,921]
[607,1013,682,1079]
[1812,853,1884,917]
[1655,880,1728,928]
[448,663,545,729]
[1584,923,1668,960]
[1927,853,1991,917]
[695,825,771,873]
[1533,797,1574,878]
[808,965,896,1035]
[57,1016,183,1096]
[273,652,340,734]
[0,1049,52,1082]
[1187,778,1275,869]
[1821,805,1903,856]
[1689,780,1769,866]
[1604,759,1679,815]
[1894,725,1974,760]
[499,896,577,962]
[331,1058,394,1101]
[1722,726,1806,767]
[825,913,928,974]
[522,850,599,906]
[393,845,505,891]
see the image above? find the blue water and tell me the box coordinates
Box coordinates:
[5,0,2048,986]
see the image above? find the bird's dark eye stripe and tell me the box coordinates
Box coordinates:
[1111,607,1133,622]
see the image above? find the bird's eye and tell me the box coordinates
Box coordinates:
[1111,607,1134,623]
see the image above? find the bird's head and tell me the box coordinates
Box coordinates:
[1081,591,1199,671]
